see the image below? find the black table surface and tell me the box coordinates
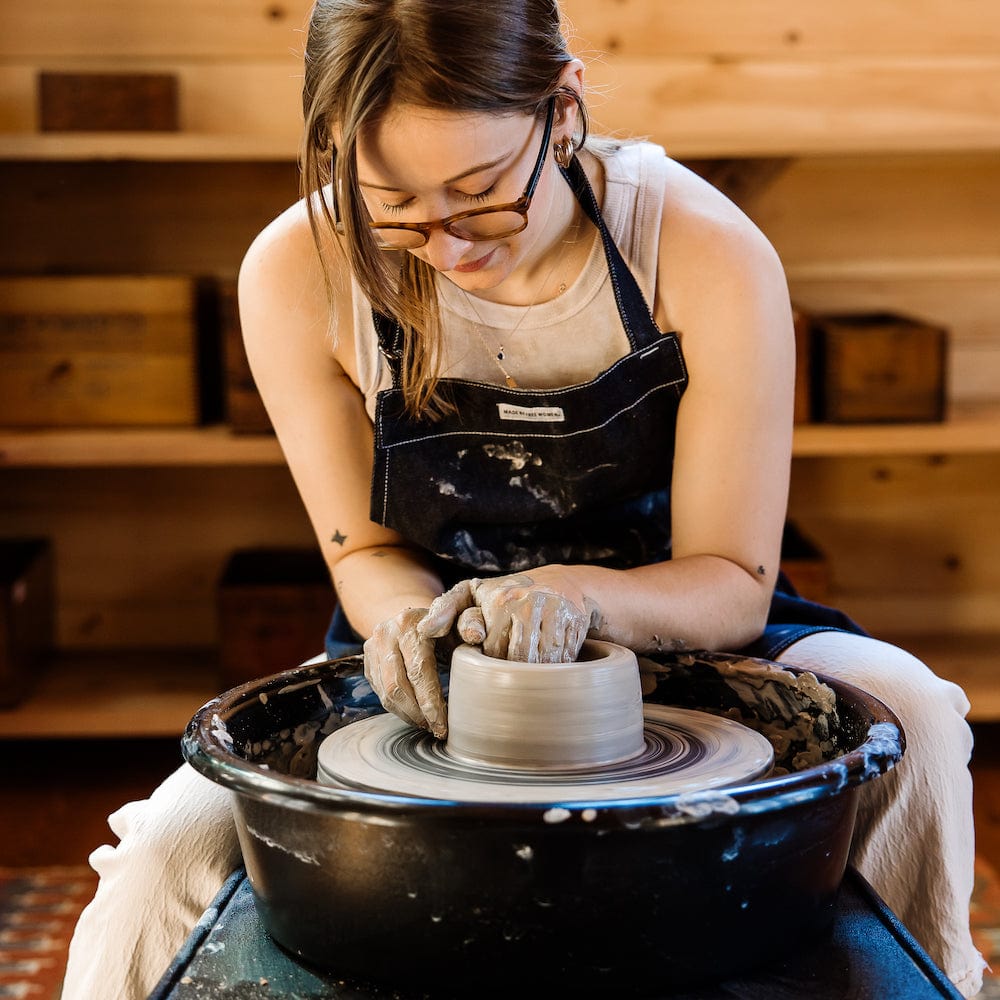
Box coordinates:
[149,866,962,1000]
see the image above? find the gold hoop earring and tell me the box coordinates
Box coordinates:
[553,137,575,169]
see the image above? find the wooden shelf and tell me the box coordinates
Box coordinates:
[0,650,220,739]
[792,403,1000,457]
[1,405,998,470]
[0,425,283,467]
[0,134,298,162]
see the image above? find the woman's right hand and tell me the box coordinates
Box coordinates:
[363,607,448,738]
[419,574,594,663]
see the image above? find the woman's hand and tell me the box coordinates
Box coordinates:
[419,572,596,664]
[363,607,447,738]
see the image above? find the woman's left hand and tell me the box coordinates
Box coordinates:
[418,572,595,663]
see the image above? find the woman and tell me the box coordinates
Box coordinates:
[62,2,984,997]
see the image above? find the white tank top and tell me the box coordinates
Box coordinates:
[351,140,669,419]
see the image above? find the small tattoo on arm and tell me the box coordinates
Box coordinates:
[331,530,347,546]
[757,565,767,576]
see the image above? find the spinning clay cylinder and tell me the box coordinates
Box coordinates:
[445,639,645,770]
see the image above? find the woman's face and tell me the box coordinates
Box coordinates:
[354,103,565,291]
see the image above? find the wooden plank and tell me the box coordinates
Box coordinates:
[583,56,1000,156]
[1,405,998,469]
[837,593,1000,639]
[561,0,1000,58]
[0,466,314,649]
[0,133,300,161]
[792,405,1000,456]
[0,161,299,276]
[0,0,313,59]
[746,155,1000,265]
[0,427,283,467]
[788,453,1000,636]
[4,57,1000,158]
[951,344,1000,406]
[4,0,999,60]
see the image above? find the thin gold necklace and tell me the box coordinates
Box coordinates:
[462,212,583,389]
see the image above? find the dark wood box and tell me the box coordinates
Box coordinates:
[217,548,336,689]
[780,521,831,606]
[0,538,55,708]
[812,312,948,423]
[38,71,180,132]
[219,280,273,434]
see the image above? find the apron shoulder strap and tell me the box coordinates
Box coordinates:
[562,155,663,351]
[372,309,405,388]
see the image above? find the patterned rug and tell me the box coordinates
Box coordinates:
[2,860,999,998]
[0,866,97,1000]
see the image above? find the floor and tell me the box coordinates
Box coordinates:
[3,724,1000,870]
[2,737,182,866]
[973,724,1000,873]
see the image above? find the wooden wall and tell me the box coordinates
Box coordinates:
[1,0,998,650]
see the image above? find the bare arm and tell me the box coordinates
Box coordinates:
[421,159,795,659]
[548,158,795,652]
[237,201,448,723]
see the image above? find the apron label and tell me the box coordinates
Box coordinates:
[497,403,566,423]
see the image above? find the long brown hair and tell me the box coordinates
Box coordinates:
[300,0,587,417]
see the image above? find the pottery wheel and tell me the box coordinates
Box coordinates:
[316,706,774,804]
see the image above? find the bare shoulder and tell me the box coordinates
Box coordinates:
[238,193,355,373]
[658,156,781,259]
[655,156,787,330]
[239,196,335,317]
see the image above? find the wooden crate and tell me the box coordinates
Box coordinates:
[811,312,948,423]
[0,538,55,708]
[219,279,273,434]
[216,548,336,688]
[0,275,202,427]
[792,305,813,423]
[37,71,179,132]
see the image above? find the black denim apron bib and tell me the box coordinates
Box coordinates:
[324,155,867,658]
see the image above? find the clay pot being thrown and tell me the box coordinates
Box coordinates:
[445,639,645,769]
[315,641,776,802]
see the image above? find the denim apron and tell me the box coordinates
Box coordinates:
[325,156,866,659]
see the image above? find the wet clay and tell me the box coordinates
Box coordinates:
[639,652,841,774]
[445,639,645,769]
